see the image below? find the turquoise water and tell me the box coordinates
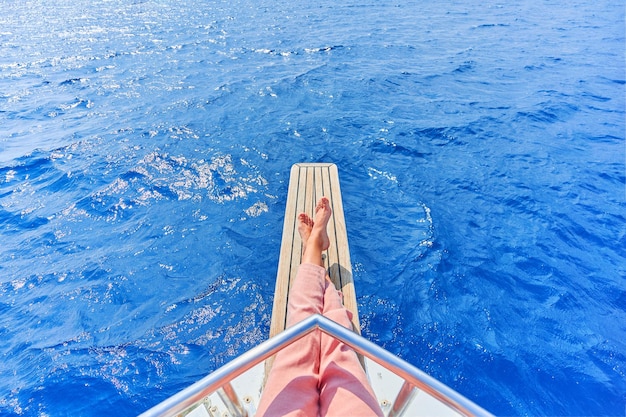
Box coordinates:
[1,0,624,415]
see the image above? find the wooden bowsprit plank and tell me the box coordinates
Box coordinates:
[269,163,360,340]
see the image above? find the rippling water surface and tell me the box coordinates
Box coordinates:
[1,0,624,415]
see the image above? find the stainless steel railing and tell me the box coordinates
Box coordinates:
[139,314,494,417]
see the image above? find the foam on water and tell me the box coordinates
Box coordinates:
[1,0,624,416]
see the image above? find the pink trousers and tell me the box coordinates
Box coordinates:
[257,263,383,417]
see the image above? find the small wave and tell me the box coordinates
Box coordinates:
[304,45,343,54]
[59,78,90,86]
[472,23,510,29]
[453,60,476,73]
[514,102,579,124]
[244,201,268,218]
[369,137,430,159]
[367,167,397,182]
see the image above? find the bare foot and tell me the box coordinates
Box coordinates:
[298,197,332,267]
[310,197,331,251]
[297,213,314,246]
[297,197,332,253]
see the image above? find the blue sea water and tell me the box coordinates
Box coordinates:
[0,0,624,415]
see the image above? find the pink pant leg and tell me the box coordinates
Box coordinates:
[256,263,326,417]
[319,283,383,417]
